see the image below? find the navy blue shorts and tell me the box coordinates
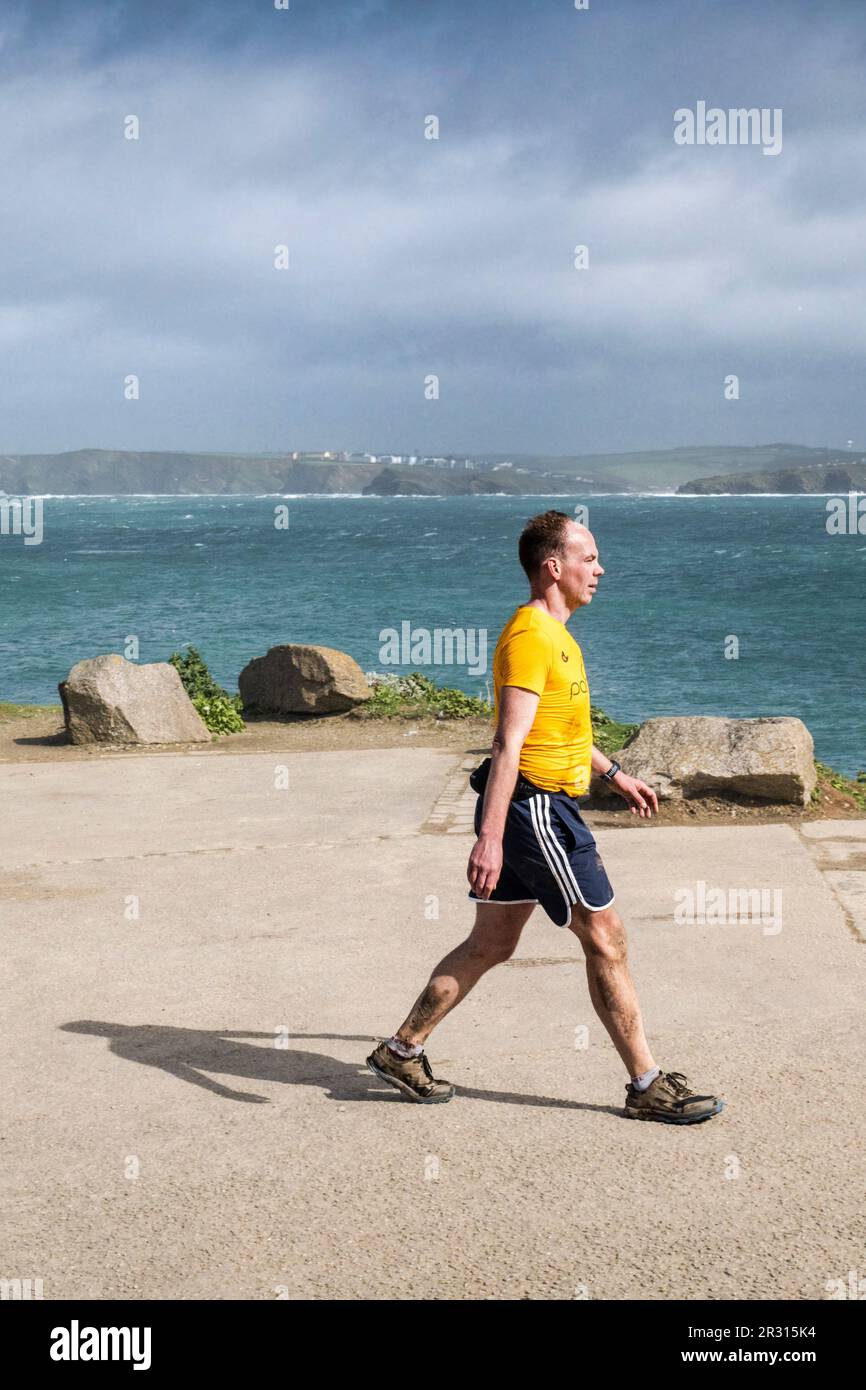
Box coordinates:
[468,790,615,927]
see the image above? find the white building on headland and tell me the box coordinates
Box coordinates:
[291,451,343,461]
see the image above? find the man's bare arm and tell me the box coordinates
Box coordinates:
[590,743,659,818]
[591,744,618,776]
[467,685,540,898]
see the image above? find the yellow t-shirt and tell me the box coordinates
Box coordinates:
[492,605,593,796]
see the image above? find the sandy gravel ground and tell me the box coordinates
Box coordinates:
[1,745,864,1300]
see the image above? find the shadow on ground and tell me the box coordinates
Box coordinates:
[14,730,69,746]
[60,1021,621,1115]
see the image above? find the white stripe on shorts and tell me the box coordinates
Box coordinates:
[541,795,583,905]
[530,793,615,918]
[528,794,574,925]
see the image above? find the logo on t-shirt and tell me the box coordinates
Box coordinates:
[561,651,569,662]
[570,679,588,698]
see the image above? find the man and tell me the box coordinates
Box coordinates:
[367,510,724,1124]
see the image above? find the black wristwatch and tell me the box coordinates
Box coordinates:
[600,759,622,783]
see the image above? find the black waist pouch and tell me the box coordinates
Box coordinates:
[468,756,541,803]
[468,757,491,794]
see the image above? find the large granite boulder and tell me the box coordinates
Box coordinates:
[59,654,211,745]
[594,715,815,806]
[238,644,372,715]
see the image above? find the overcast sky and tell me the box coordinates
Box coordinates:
[1,0,864,457]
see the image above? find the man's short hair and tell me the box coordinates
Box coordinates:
[518,509,573,581]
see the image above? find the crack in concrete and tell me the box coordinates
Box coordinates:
[795,825,866,944]
[4,832,426,870]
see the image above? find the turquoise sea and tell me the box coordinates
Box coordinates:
[1,494,863,775]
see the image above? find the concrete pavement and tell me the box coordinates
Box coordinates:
[1,747,864,1300]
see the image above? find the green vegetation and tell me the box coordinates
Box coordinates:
[168,646,245,735]
[0,702,62,722]
[812,761,866,811]
[364,671,492,719]
[591,706,640,757]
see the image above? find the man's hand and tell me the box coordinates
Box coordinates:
[611,772,659,818]
[467,833,504,899]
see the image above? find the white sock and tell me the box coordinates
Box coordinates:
[631,1065,661,1092]
[386,1035,423,1059]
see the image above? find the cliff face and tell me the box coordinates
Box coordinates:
[678,461,866,495]
[362,465,532,495]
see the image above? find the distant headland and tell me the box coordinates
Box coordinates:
[0,443,852,497]
[677,457,866,495]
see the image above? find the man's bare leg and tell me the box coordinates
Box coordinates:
[393,901,535,1047]
[566,903,657,1077]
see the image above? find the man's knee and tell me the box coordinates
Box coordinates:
[464,934,518,967]
[567,903,626,961]
[464,902,532,966]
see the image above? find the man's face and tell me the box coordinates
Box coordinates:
[552,523,604,607]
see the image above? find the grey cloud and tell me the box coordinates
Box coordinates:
[0,2,864,453]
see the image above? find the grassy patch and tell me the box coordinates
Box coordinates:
[363,671,492,719]
[812,761,866,811]
[0,702,63,722]
[591,705,640,757]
